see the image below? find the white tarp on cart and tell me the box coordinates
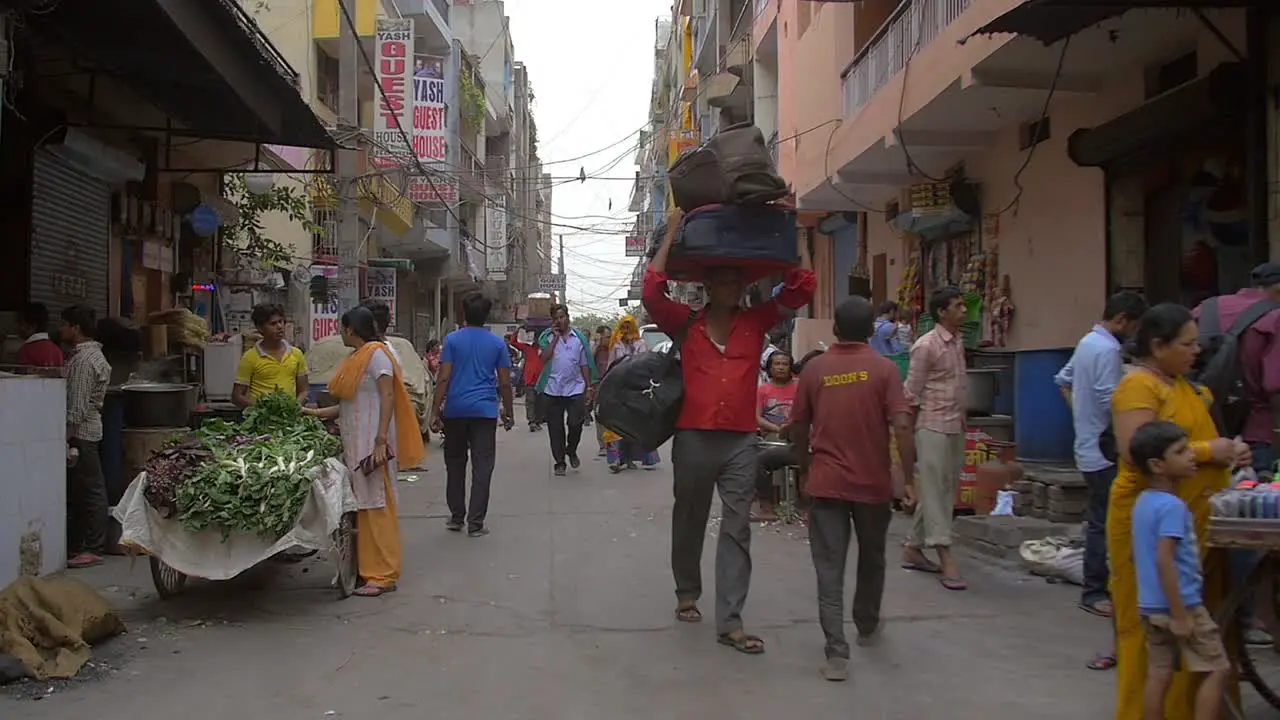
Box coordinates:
[111,458,356,581]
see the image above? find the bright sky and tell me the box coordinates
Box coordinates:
[502,0,670,318]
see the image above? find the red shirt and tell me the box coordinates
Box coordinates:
[757,380,797,427]
[1193,289,1280,444]
[510,339,544,386]
[791,343,909,504]
[642,267,816,432]
[17,334,64,369]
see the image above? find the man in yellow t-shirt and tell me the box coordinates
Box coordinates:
[233,303,310,407]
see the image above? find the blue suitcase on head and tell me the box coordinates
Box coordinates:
[664,203,798,282]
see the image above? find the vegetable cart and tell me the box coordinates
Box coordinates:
[1205,518,1280,715]
[113,458,361,599]
[111,393,360,600]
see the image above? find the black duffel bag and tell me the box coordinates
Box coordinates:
[595,315,696,450]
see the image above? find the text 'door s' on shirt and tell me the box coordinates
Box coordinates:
[791,343,908,503]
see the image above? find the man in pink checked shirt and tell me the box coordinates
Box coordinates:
[900,286,969,591]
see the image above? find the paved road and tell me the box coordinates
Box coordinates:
[7,417,1120,718]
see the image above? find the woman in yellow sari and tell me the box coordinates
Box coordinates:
[304,306,425,596]
[1109,303,1248,718]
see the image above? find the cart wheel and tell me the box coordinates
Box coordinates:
[149,556,187,598]
[1240,641,1280,710]
[334,511,358,599]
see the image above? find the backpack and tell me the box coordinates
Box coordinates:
[595,314,697,450]
[1191,297,1280,436]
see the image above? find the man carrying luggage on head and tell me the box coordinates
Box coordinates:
[642,208,815,655]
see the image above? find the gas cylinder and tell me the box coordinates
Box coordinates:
[974,440,1023,514]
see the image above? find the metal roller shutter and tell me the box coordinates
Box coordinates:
[29,150,111,319]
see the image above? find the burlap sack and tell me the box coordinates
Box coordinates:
[0,576,125,680]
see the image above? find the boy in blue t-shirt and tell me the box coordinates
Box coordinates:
[1129,420,1229,720]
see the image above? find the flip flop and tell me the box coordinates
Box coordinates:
[1086,653,1117,671]
[901,559,942,574]
[940,576,968,591]
[675,605,702,623]
[718,632,766,655]
[353,584,397,597]
[1079,600,1114,618]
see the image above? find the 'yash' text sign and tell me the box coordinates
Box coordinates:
[373,18,414,168]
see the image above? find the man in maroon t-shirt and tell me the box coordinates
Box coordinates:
[16,302,64,370]
[789,296,916,682]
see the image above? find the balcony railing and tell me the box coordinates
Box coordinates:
[841,0,971,120]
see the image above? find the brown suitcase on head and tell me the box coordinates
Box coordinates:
[667,146,727,211]
[667,123,789,212]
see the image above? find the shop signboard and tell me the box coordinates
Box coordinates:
[486,198,508,281]
[624,234,645,257]
[366,267,398,330]
[537,274,565,293]
[958,426,996,510]
[408,54,453,204]
[372,18,414,169]
[310,265,341,346]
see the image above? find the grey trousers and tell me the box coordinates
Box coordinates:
[671,429,758,635]
[907,428,965,548]
[809,498,893,659]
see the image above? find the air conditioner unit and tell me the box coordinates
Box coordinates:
[47,127,145,184]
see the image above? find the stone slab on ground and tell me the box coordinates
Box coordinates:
[954,515,1083,550]
[1024,464,1087,488]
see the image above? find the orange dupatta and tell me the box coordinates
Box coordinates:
[328,341,426,469]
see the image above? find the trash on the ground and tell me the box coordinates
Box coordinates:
[1019,536,1084,585]
[991,490,1016,516]
[0,576,126,681]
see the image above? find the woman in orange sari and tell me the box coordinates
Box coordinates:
[1109,303,1248,718]
[304,306,425,596]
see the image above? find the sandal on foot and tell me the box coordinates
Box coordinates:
[353,584,397,597]
[900,558,941,574]
[675,605,702,623]
[1086,653,1117,671]
[717,632,765,655]
[939,576,968,591]
[1079,599,1114,618]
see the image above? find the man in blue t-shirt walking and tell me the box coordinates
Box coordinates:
[430,294,514,537]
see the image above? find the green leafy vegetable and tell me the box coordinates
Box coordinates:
[167,392,343,540]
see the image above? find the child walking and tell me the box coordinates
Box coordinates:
[1129,420,1229,720]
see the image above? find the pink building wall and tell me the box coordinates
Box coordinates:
[778,0,1248,349]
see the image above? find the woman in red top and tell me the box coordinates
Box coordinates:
[755,351,797,521]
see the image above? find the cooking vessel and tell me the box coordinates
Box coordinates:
[966,369,1001,415]
[121,383,197,428]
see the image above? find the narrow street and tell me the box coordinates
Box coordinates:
[8,411,1115,718]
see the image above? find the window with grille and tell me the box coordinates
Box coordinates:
[316,45,340,112]
[311,207,339,264]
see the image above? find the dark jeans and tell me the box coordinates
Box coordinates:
[442,417,498,530]
[524,389,543,425]
[756,445,799,502]
[809,498,893,659]
[671,430,758,636]
[67,438,109,555]
[543,393,586,466]
[1081,465,1117,607]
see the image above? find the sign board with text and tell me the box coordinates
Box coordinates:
[624,235,646,258]
[372,18,414,168]
[366,267,398,330]
[310,265,341,346]
[537,274,566,293]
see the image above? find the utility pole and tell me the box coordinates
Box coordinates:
[335,0,362,313]
[557,234,565,305]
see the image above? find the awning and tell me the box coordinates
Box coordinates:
[368,258,415,271]
[970,0,1264,46]
[15,0,334,149]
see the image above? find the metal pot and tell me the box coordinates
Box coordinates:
[121,383,196,429]
[966,369,1000,415]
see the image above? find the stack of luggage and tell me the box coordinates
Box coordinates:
[649,123,797,282]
